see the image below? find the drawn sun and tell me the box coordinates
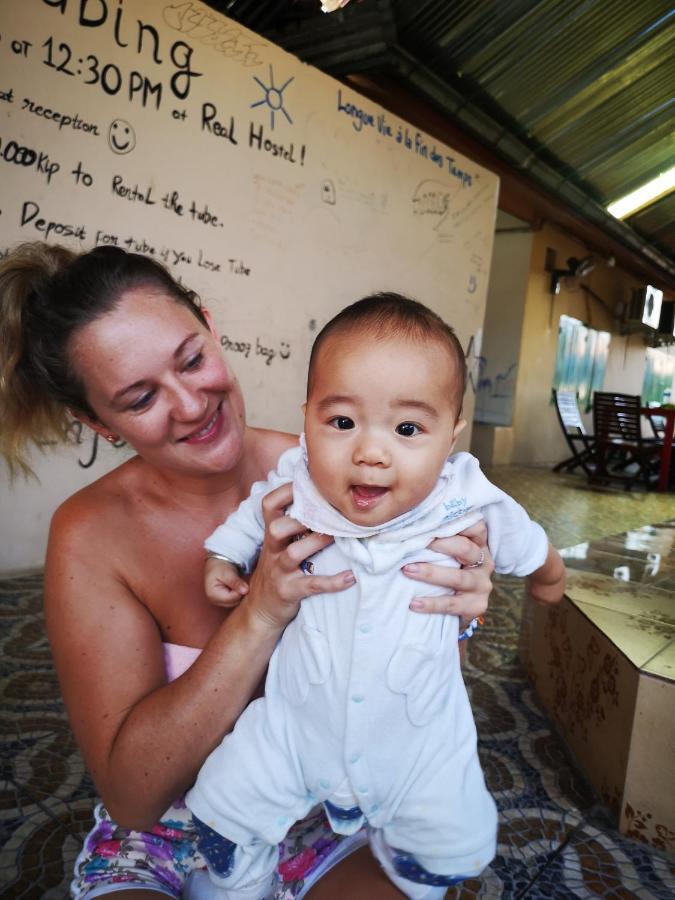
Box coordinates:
[251,65,294,130]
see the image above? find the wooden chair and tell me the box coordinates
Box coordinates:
[552,390,596,477]
[591,392,663,490]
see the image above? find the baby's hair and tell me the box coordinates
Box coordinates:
[0,242,207,477]
[307,292,467,411]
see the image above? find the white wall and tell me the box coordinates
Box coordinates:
[0,0,498,570]
[603,336,649,396]
[474,211,532,427]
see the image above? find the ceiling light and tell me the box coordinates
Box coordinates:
[321,0,352,11]
[607,165,675,219]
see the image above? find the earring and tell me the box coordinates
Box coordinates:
[105,434,118,443]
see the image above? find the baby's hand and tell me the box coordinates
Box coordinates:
[204,557,249,608]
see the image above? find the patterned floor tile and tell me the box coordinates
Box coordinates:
[0,799,95,899]
[1,719,89,818]
[523,820,675,899]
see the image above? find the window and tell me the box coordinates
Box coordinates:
[553,315,610,411]
[642,347,675,406]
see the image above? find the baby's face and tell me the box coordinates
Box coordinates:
[303,332,465,527]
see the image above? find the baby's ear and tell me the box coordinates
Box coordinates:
[448,417,467,452]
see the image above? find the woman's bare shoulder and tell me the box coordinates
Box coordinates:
[245,427,299,476]
[49,456,145,547]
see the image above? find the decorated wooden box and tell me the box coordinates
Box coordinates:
[520,522,675,854]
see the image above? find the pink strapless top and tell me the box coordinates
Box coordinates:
[163,642,202,682]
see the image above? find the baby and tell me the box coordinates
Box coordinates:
[186,293,566,899]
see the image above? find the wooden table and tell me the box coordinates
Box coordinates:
[642,405,675,492]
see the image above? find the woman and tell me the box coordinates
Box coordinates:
[0,243,493,899]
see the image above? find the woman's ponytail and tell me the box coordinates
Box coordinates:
[0,243,77,477]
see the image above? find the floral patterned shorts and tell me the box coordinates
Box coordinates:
[71,796,357,898]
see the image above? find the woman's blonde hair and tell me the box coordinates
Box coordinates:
[0,242,207,477]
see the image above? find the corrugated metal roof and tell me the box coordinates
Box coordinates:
[394,0,675,200]
[207,0,675,275]
[629,192,675,257]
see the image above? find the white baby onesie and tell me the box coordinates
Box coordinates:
[187,445,548,884]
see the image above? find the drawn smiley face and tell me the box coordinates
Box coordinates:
[108,119,136,154]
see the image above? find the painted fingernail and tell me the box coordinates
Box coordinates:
[344,572,356,585]
[403,563,420,574]
[409,599,424,610]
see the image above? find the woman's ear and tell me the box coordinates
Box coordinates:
[201,307,219,342]
[68,408,119,443]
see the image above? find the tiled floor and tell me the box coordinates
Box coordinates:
[1,467,674,898]
[482,465,675,552]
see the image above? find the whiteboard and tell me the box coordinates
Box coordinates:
[0,0,499,569]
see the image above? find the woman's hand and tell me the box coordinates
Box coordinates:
[244,483,355,631]
[402,520,493,623]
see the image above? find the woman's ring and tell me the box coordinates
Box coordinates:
[464,549,485,569]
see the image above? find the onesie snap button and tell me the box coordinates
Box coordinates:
[319,779,330,790]
[370,804,379,814]
[351,693,365,703]
[358,623,371,633]
[349,753,361,764]
[358,785,369,794]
